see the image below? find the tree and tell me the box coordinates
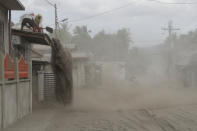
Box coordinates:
[55,23,72,45]
[93,30,114,61]
[72,26,92,52]
[92,28,131,61]
[115,28,131,61]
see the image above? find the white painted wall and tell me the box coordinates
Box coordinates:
[73,62,86,88]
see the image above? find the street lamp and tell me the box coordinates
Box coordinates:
[60,18,68,23]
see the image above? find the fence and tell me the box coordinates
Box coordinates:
[18,57,28,79]
[38,71,56,101]
[4,54,28,80]
[4,54,15,79]
[0,53,32,129]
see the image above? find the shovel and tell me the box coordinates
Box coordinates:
[45,26,53,33]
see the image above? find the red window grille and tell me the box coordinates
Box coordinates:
[4,54,15,79]
[18,57,28,79]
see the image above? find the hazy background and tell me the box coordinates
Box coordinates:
[12,0,197,47]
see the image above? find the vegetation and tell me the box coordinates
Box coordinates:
[55,23,132,62]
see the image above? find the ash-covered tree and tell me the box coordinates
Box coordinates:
[92,28,131,61]
[115,28,131,61]
[93,30,115,61]
[71,26,92,52]
[56,23,72,45]
[50,23,73,45]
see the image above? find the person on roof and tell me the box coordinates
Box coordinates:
[35,13,42,27]
[34,13,43,32]
[21,13,43,32]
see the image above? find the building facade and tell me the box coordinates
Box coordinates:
[0,1,34,129]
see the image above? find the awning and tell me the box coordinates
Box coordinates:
[72,52,89,61]
[12,29,53,46]
[0,0,25,10]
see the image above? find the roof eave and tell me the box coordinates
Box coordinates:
[0,0,25,10]
[14,0,25,10]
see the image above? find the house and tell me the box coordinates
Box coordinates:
[176,52,197,88]
[0,0,24,54]
[0,0,54,128]
[31,43,91,101]
[0,0,33,129]
[12,29,52,104]
[72,52,89,88]
[0,29,52,129]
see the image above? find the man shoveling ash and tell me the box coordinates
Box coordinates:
[51,39,73,104]
[21,13,43,32]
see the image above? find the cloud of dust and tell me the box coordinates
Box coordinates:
[72,78,197,111]
[71,45,197,112]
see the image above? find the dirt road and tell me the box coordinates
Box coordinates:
[4,87,197,131]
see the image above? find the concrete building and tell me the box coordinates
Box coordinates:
[0,1,53,128]
[176,52,197,88]
[0,29,51,129]
[0,0,24,54]
[0,0,36,129]
[31,43,91,101]
[12,29,52,104]
[72,52,89,88]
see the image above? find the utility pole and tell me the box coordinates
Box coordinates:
[45,0,58,37]
[54,4,58,37]
[162,20,180,85]
[162,21,180,48]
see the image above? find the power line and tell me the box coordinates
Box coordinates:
[68,0,197,23]
[45,0,55,7]
[68,0,138,23]
[134,40,164,43]
[148,0,197,5]
[162,21,180,37]
[46,0,197,25]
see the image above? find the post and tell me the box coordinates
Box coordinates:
[28,45,32,113]
[38,71,44,101]
[1,54,5,128]
[55,4,58,38]
[8,10,12,55]
[15,58,20,119]
[0,53,3,128]
[162,20,180,86]
[167,21,172,83]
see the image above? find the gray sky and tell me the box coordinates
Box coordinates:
[12,0,197,47]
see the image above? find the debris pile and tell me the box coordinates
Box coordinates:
[51,39,73,104]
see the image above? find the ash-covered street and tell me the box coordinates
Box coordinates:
[4,87,197,131]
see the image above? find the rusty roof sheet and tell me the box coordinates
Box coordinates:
[12,29,52,46]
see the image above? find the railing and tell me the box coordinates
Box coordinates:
[4,54,15,79]
[18,57,28,79]
[3,54,28,80]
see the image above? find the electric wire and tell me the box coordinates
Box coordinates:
[149,0,197,5]
[46,0,197,25]
[68,0,138,23]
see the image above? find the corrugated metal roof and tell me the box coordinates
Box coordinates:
[64,44,77,50]
[0,0,25,10]
[12,29,52,46]
[72,52,89,61]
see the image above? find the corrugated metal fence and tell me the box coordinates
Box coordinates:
[44,72,56,100]
[38,71,56,101]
